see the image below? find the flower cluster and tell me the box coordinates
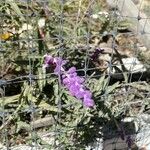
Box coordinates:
[43,54,94,107]
[62,67,94,107]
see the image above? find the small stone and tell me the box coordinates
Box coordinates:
[139,46,147,52]
[0,143,6,150]
[116,57,146,73]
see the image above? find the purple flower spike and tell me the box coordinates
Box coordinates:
[43,54,94,108]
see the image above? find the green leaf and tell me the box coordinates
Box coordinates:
[117,20,132,31]
[16,121,30,133]
[38,68,46,91]
[95,75,106,92]
[23,82,31,97]
[106,82,119,94]
[6,0,25,22]
[15,66,21,71]
[0,94,20,105]
[39,101,61,112]
[63,90,82,107]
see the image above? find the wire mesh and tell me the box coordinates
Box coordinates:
[0,0,150,149]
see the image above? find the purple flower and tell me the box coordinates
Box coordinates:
[62,67,94,107]
[53,57,67,75]
[43,55,94,108]
[43,54,66,75]
[43,54,54,69]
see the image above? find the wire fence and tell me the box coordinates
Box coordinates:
[0,0,150,149]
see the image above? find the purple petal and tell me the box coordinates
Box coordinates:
[68,72,77,78]
[74,87,85,99]
[83,98,94,107]
[53,57,67,74]
[69,83,80,92]
[54,65,62,74]
[84,90,92,99]
[83,91,94,107]
[67,67,76,74]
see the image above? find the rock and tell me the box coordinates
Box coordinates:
[139,46,147,52]
[0,143,6,150]
[116,57,146,73]
[137,43,147,52]
[99,42,109,48]
[134,114,150,150]
[122,57,146,73]
[111,57,146,79]
[86,138,103,150]
[86,114,150,150]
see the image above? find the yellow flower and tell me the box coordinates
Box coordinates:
[0,32,13,40]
